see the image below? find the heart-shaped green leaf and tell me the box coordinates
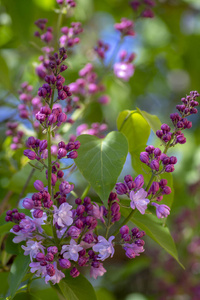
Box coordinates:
[75,132,128,204]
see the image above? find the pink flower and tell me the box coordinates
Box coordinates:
[113,62,134,81]
[61,239,83,261]
[92,203,105,223]
[93,236,115,261]
[90,263,107,279]
[151,202,170,218]
[123,243,144,258]
[130,188,150,214]
[45,262,65,284]
[53,202,73,227]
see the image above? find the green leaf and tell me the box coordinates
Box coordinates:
[75,132,128,204]
[120,207,183,268]
[5,233,21,255]
[0,222,13,235]
[117,110,151,153]
[0,272,9,297]
[58,273,97,300]
[8,164,46,194]
[9,253,30,299]
[136,107,162,134]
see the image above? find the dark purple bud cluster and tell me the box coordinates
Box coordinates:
[156,91,199,146]
[60,22,83,48]
[130,0,155,19]
[108,192,121,223]
[6,122,24,150]
[115,174,144,196]
[148,179,172,201]
[114,18,135,36]
[34,19,53,44]
[24,136,48,160]
[120,225,145,249]
[94,40,109,60]
[35,106,67,128]
[57,140,80,159]
[140,146,177,174]
[5,209,25,223]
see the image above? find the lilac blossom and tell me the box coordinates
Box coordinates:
[123,243,144,258]
[45,262,65,284]
[92,202,105,223]
[151,202,171,218]
[29,262,47,277]
[90,263,107,279]
[22,240,45,261]
[53,202,73,227]
[93,236,115,261]
[113,62,134,81]
[130,188,150,214]
[61,239,83,261]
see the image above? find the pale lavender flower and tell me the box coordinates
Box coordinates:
[31,211,47,233]
[113,62,134,81]
[45,262,65,284]
[10,228,31,243]
[93,236,115,261]
[22,240,45,261]
[123,243,144,258]
[29,262,47,277]
[19,217,36,234]
[92,203,105,223]
[151,202,170,218]
[61,239,83,262]
[90,263,107,279]
[130,188,150,214]
[53,202,73,227]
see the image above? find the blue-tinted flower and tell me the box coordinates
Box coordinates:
[45,262,65,284]
[151,202,170,218]
[90,262,107,279]
[61,239,83,262]
[93,236,115,261]
[53,202,73,227]
[113,62,134,81]
[22,240,45,261]
[130,188,149,214]
[123,243,145,259]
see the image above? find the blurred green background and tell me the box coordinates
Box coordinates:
[1,0,200,299]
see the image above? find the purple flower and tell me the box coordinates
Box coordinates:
[92,236,115,261]
[61,239,83,262]
[29,262,47,277]
[90,263,107,279]
[22,240,45,261]
[45,262,65,284]
[151,202,171,218]
[134,174,144,190]
[123,243,144,258]
[113,62,134,81]
[34,180,44,192]
[53,202,73,227]
[92,202,105,223]
[130,188,150,214]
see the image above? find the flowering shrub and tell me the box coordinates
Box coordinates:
[0,0,199,299]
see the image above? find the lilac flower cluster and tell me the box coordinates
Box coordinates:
[6,187,145,284]
[114,18,135,37]
[34,19,53,44]
[130,0,155,18]
[60,23,83,48]
[94,40,109,61]
[76,122,108,138]
[6,122,24,150]
[69,63,110,106]
[56,0,76,8]
[156,91,199,146]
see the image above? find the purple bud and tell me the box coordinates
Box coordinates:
[83,233,94,243]
[23,198,34,209]
[140,152,149,164]
[161,124,171,133]
[67,226,81,239]
[59,259,71,269]
[48,113,57,125]
[150,182,160,194]
[115,183,128,195]
[34,180,44,191]
[75,198,82,205]
[165,164,175,173]
[134,174,144,189]
[154,148,161,157]
[76,205,85,215]
[145,145,155,153]
[170,156,177,164]
[47,246,58,254]
[45,253,54,261]
[120,225,129,236]
[131,227,139,236]
[159,179,168,188]
[12,225,21,232]
[111,212,121,222]
[156,130,163,138]
[177,135,186,144]
[150,160,160,171]
[162,186,172,195]
[57,148,67,159]
[57,170,64,178]
[59,181,73,194]
[33,209,43,218]
[24,149,36,160]
[39,140,48,151]
[57,112,67,123]
[135,239,145,247]
[124,175,133,183]
[46,264,55,276]
[67,151,78,159]
[70,267,80,278]
[111,202,120,215]
[36,253,45,261]
[27,136,36,147]
[75,219,84,229]
[136,231,145,238]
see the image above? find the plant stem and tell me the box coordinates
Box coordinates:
[47,126,52,196]
[81,184,91,200]
[113,209,136,236]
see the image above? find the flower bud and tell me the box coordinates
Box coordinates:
[23,198,34,210]
[33,209,43,218]
[34,180,44,191]
[59,259,71,269]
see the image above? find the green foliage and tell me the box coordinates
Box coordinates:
[58,273,97,300]
[120,207,183,268]
[9,253,30,299]
[75,132,128,204]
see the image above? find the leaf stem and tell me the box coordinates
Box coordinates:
[81,184,91,200]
